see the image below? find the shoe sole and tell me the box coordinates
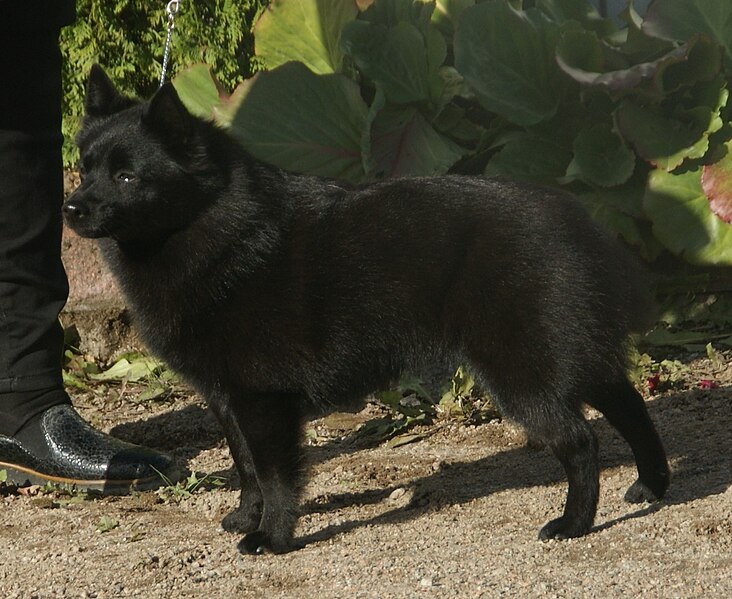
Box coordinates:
[0,460,175,495]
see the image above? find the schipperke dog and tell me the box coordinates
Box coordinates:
[63,65,669,554]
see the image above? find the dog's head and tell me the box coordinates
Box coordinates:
[63,65,212,243]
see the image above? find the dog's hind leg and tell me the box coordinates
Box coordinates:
[484,377,601,539]
[231,391,304,555]
[207,393,264,534]
[468,342,601,539]
[584,378,670,503]
[528,405,601,540]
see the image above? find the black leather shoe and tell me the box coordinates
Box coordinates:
[0,404,177,494]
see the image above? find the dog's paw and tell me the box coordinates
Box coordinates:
[624,478,666,504]
[538,517,589,541]
[237,530,297,555]
[237,531,268,555]
[221,506,261,534]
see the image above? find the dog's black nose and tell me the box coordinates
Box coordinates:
[62,201,89,221]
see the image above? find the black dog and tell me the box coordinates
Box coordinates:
[63,65,669,554]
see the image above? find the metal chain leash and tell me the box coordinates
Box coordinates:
[159,0,181,87]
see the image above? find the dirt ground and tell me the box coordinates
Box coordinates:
[0,348,730,598]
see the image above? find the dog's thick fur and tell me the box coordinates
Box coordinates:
[63,66,669,554]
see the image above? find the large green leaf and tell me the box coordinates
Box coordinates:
[230,62,369,183]
[341,20,446,105]
[483,130,572,184]
[574,180,665,259]
[642,0,732,64]
[568,123,636,187]
[88,355,162,382]
[432,0,475,37]
[575,193,647,250]
[702,141,732,224]
[254,0,359,74]
[362,0,435,29]
[620,0,675,63]
[369,104,465,177]
[536,0,617,38]
[173,64,222,120]
[584,172,649,219]
[172,65,246,127]
[643,168,732,265]
[617,101,706,171]
[454,0,562,126]
[556,31,721,99]
[616,84,727,171]
[659,35,723,93]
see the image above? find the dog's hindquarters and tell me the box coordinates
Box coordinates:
[440,186,668,537]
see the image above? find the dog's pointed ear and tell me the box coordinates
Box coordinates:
[84,64,135,118]
[142,83,193,146]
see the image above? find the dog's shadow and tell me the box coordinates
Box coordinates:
[111,387,730,545]
[298,387,731,546]
[111,402,225,462]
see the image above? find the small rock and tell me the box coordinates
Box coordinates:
[388,488,406,501]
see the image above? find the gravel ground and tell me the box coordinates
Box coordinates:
[0,351,730,598]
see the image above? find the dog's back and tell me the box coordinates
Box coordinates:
[166,173,645,411]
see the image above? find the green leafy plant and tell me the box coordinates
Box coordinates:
[640,288,732,349]
[358,368,499,445]
[62,346,179,403]
[173,0,732,266]
[96,515,120,533]
[438,366,499,423]
[630,350,689,393]
[154,470,226,504]
[361,373,436,445]
[21,483,98,508]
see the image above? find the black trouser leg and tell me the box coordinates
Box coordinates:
[0,26,71,435]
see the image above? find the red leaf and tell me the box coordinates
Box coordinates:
[702,151,732,224]
[647,374,662,393]
[698,379,719,390]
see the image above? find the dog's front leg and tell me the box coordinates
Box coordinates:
[207,391,264,535]
[231,391,304,555]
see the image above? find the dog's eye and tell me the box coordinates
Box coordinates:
[116,172,136,183]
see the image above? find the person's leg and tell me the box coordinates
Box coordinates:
[0,25,71,434]
[0,16,176,493]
